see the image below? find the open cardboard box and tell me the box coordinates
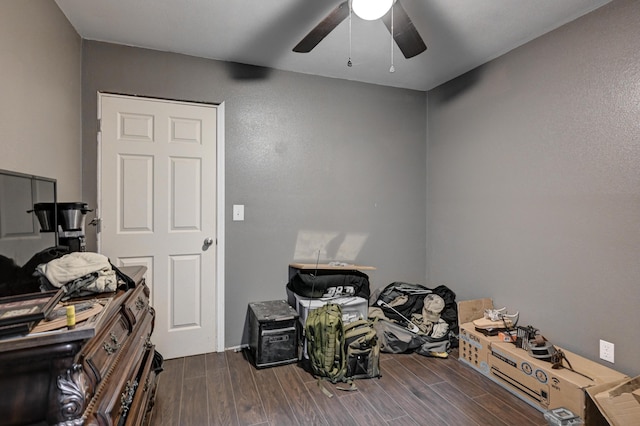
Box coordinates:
[458,299,629,423]
[585,376,640,426]
[458,297,494,326]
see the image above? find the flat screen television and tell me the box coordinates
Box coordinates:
[0,169,58,295]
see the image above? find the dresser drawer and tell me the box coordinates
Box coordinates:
[122,281,150,328]
[86,311,154,425]
[81,312,131,388]
[122,346,159,426]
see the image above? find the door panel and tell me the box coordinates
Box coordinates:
[170,157,201,230]
[120,154,153,231]
[99,94,217,359]
[170,254,201,327]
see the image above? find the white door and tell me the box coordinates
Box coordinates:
[98,93,219,359]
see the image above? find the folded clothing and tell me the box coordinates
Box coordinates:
[36,252,112,288]
[62,268,117,297]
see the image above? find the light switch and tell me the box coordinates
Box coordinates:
[233,204,244,221]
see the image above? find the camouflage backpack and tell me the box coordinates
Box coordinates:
[343,319,381,380]
[305,303,347,382]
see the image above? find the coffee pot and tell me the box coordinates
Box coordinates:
[31,202,92,252]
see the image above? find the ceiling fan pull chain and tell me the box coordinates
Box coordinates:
[348,2,353,67]
[390,3,395,73]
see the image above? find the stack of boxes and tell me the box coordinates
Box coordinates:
[458,299,628,423]
[248,263,375,368]
[288,263,374,358]
[286,263,375,326]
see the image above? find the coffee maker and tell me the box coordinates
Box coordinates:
[33,202,92,252]
[57,202,92,252]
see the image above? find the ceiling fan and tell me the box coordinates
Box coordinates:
[293,0,427,59]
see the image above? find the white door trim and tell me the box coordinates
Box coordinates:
[96,92,226,352]
[215,102,226,351]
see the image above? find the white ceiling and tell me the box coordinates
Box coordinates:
[54,0,610,91]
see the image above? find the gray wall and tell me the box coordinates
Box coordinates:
[81,42,427,348]
[6,0,635,378]
[427,0,639,376]
[0,0,81,200]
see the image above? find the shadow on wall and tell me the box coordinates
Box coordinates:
[226,62,272,80]
[413,0,484,101]
[431,67,484,104]
[224,2,343,81]
[293,230,369,263]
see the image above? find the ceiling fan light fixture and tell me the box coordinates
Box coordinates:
[352,0,393,21]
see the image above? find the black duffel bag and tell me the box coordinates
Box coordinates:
[287,270,370,299]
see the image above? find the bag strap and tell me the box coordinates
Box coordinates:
[343,318,370,332]
[316,376,358,398]
[336,379,357,392]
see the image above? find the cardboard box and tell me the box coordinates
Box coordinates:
[489,340,627,421]
[458,298,494,326]
[457,299,629,422]
[585,376,640,426]
[458,299,499,375]
[459,321,498,375]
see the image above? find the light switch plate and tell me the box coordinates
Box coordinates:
[233,204,244,221]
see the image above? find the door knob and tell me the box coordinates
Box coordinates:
[203,237,214,250]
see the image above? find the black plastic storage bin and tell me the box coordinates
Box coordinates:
[248,300,299,368]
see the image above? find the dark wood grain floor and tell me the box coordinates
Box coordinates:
[149,348,548,426]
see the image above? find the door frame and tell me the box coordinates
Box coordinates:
[96,92,226,352]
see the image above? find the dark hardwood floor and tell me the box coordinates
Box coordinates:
[148,347,548,426]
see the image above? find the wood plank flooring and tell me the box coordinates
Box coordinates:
[149,347,547,425]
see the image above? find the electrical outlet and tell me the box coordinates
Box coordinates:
[599,339,615,363]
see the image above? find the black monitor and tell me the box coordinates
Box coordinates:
[0,169,58,295]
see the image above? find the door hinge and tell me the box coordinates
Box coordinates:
[97,118,101,133]
[89,217,102,233]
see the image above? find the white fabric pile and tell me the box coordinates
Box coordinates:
[37,252,117,296]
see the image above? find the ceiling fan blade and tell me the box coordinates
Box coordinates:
[381,1,427,59]
[293,1,349,53]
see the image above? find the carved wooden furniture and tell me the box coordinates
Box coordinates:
[0,266,161,425]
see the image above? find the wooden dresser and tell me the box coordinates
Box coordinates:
[0,266,162,425]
